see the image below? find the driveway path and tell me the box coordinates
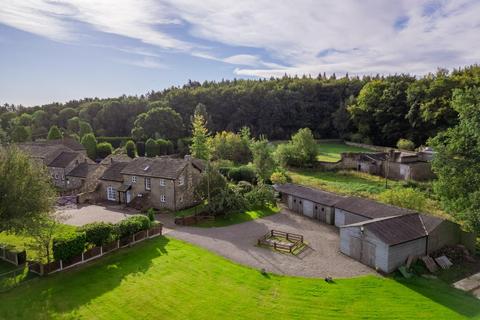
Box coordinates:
[158,208,374,278]
[58,204,139,226]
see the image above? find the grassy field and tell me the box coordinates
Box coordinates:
[198,205,280,227]
[315,142,372,162]
[0,224,77,262]
[0,236,478,319]
[288,169,403,198]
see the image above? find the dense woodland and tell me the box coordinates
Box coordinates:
[1,65,479,149]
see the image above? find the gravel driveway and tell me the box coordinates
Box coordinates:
[57,204,139,226]
[160,208,375,278]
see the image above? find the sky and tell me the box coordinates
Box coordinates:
[0,0,479,106]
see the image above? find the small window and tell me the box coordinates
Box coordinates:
[178,175,185,186]
[159,179,165,186]
[160,195,166,203]
[107,186,116,201]
[132,176,137,183]
[61,175,65,181]
[321,207,325,212]
[145,177,151,190]
[294,199,296,203]
[315,206,318,210]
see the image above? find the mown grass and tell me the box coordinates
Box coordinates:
[0,237,478,319]
[315,142,372,162]
[0,224,77,262]
[197,205,280,227]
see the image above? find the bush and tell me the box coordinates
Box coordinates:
[97,142,113,159]
[53,231,86,261]
[80,222,116,246]
[397,138,415,151]
[117,215,152,238]
[378,187,427,212]
[125,140,136,158]
[156,139,174,155]
[270,171,289,184]
[244,182,276,209]
[81,133,97,160]
[146,208,156,222]
[227,166,256,183]
[145,138,159,157]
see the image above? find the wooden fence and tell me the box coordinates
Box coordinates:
[0,246,27,266]
[29,224,163,276]
[257,230,304,254]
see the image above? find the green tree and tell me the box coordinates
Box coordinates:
[10,125,31,142]
[78,121,93,138]
[276,128,317,167]
[251,137,276,181]
[47,125,63,140]
[0,146,56,232]
[429,87,480,233]
[96,142,113,158]
[131,106,184,141]
[125,140,136,158]
[81,133,97,160]
[190,113,211,160]
[57,107,77,128]
[17,113,33,126]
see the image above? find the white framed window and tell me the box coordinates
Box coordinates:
[145,177,151,190]
[159,179,165,186]
[107,186,116,201]
[132,176,137,183]
[178,175,185,186]
[160,195,166,203]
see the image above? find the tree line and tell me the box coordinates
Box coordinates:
[1,65,479,150]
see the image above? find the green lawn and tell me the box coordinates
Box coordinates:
[315,142,373,162]
[289,169,403,198]
[197,205,280,227]
[0,237,478,319]
[0,224,77,262]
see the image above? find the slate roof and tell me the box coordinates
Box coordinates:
[274,183,345,206]
[121,157,189,179]
[100,161,130,182]
[67,162,98,178]
[335,196,414,219]
[45,138,85,151]
[48,152,79,168]
[342,214,428,246]
[99,154,132,166]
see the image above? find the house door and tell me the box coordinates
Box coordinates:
[126,191,131,204]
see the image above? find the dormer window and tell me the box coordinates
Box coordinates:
[178,175,185,186]
[159,179,165,186]
[132,176,137,183]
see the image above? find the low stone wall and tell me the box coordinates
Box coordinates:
[344,141,387,152]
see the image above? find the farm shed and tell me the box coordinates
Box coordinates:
[275,183,345,225]
[340,214,428,273]
[334,197,414,227]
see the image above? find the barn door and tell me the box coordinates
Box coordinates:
[349,237,362,261]
[361,241,376,268]
[303,200,314,217]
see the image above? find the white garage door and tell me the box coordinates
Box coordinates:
[303,200,314,217]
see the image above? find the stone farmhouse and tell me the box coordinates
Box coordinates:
[275,183,475,273]
[98,155,204,211]
[18,139,101,193]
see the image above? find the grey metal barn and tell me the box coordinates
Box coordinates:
[275,183,344,225]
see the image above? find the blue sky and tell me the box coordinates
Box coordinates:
[0,0,479,106]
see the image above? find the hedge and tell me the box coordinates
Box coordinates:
[117,215,152,238]
[53,231,87,262]
[227,166,256,183]
[97,136,131,148]
[79,222,116,246]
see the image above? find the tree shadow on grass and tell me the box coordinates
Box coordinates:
[0,236,170,319]
[395,275,480,318]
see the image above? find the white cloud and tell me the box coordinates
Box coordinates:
[1,0,479,76]
[116,57,165,69]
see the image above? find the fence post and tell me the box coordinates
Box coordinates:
[82,252,85,262]
[60,260,63,271]
[286,233,289,241]
[117,240,120,249]
[271,230,274,236]
[100,245,103,256]
[274,242,277,250]
[147,229,150,238]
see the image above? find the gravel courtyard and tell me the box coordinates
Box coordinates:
[57,204,139,226]
[160,208,375,278]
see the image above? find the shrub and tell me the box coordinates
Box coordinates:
[80,222,116,246]
[244,182,276,209]
[378,187,427,212]
[270,171,288,184]
[146,208,156,222]
[117,215,152,238]
[397,138,415,151]
[125,140,136,158]
[53,231,86,261]
[81,133,97,160]
[97,142,113,159]
[145,138,159,157]
[227,166,256,183]
[156,139,174,155]
[97,136,130,148]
